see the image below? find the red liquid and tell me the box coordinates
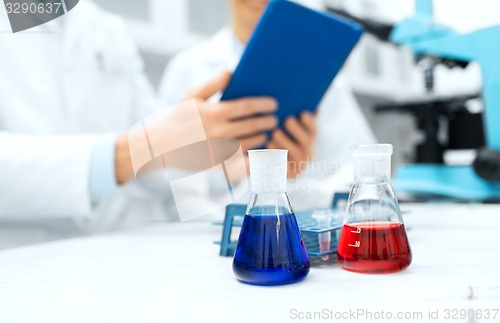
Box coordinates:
[337,222,412,273]
[319,241,330,261]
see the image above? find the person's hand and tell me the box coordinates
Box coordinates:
[185,70,278,152]
[115,71,278,184]
[267,112,317,179]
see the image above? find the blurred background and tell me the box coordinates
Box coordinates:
[93,0,500,168]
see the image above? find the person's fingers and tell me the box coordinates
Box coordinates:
[284,117,310,148]
[267,141,277,149]
[184,70,232,100]
[240,134,267,152]
[288,163,299,179]
[217,116,277,138]
[268,137,301,179]
[217,97,278,120]
[301,111,317,136]
[271,129,302,161]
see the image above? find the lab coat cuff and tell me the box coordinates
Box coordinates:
[89,134,119,204]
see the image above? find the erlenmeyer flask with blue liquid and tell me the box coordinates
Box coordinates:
[233,149,310,285]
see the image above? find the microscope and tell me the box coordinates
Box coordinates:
[329,0,500,201]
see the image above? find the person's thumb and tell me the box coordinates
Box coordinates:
[184,70,232,100]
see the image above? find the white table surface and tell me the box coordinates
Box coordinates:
[0,203,500,323]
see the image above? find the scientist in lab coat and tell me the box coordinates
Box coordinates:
[0,0,278,248]
[159,0,376,209]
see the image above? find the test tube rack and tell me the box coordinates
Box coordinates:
[214,193,349,258]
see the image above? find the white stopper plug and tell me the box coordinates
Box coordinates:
[351,144,393,184]
[248,149,288,194]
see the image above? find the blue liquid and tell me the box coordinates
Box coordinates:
[233,213,310,286]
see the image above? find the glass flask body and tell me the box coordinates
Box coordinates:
[337,145,412,274]
[233,192,310,285]
[233,149,309,285]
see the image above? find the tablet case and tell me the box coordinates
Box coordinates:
[221,0,363,131]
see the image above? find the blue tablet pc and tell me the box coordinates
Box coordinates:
[221,0,363,129]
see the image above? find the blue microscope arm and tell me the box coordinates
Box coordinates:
[388,0,500,200]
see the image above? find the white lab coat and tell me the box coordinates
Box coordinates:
[0,1,163,248]
[159,27,376,210]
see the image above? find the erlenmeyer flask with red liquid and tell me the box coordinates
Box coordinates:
[337,144,412,274]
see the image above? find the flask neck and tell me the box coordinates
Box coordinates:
[246,192,294,216]
[346,182,403,224]
[248,150,287,194]
[353,156,391,184]
[351,144,393,184]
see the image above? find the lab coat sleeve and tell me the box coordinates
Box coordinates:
[89,134,118,203]
[312,76,376,172]
[0,132,101,219]
[315,75,377,164]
